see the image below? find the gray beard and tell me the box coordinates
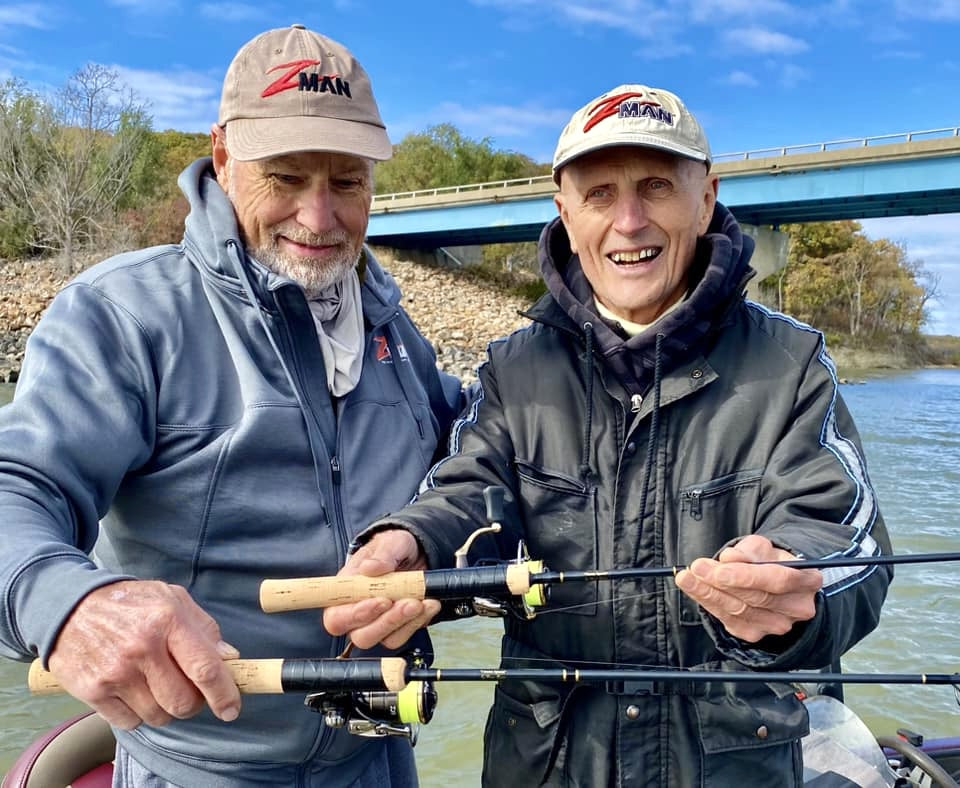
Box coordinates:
[252,242,360,299]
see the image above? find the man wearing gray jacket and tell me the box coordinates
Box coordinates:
[325,84,893,786]
[0,25,459,787]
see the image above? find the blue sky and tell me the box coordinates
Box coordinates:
[1,0,958,334]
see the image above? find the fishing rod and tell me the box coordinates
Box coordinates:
[260,486,960,618]
[27,651,960,741]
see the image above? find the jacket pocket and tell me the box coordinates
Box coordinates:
[514,459,598,616]
[675,469,762,625]
[482,683,565,788]
[690,673,808,786]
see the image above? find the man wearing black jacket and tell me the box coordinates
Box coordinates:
[325,84,892,787]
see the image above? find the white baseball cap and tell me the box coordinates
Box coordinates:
[552,84,710,181]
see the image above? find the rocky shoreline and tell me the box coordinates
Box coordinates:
[0,253,533,385]
[0,252,938,387]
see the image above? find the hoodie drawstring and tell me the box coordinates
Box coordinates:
[634,332,664,564]
[579,322,595,482]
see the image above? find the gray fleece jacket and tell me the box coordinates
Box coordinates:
[0,158,461,786]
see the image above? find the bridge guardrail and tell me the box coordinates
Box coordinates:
[371,127,960,205]
[712,126,960,163]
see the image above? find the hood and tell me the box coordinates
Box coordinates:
[177,157,401,322]
[533,202,755,393]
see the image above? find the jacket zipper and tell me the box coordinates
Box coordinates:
[682,474,763,521]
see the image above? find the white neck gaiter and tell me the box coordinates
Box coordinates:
[308,269,365,397]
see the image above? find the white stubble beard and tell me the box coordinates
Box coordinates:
[251,227,362,299]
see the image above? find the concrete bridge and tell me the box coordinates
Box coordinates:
[367,128,960,288]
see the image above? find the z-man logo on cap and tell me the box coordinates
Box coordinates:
[583,91,674,133]
[261,59,352,99]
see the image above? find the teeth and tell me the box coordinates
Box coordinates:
[611,249,657,263]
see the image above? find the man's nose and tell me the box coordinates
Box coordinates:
[614,194,649,236]
[297,186,338,234]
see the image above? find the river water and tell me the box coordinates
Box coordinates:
[1,368,958,785]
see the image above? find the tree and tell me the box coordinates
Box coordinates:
[0,65,152,271]
[374,123,547,194]
[0,79,48,258]
[778,221,933,340]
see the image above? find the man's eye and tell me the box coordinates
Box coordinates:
[586,187,612,200]
[269,173,300,184]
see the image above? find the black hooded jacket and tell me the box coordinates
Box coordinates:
[368,203,891,787]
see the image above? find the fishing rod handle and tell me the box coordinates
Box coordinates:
[28,656,409,696]
[261,573,429,611]
[260,564,534,612]
[28,657,286,696]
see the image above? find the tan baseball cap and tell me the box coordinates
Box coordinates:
[218,24,392,162]
[552,84,710,182]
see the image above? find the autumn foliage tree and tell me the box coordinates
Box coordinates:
[774,221,934,340]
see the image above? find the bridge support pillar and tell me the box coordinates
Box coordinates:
[740,225,789,300]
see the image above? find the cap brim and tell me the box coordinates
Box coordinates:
[554,136,709,181]
[227,115,393,162]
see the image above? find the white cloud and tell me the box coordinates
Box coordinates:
[686,0,799,23]
[106,0,181,11]
[0,3,50,29]
[724,27,809,55]
[779,62,810,88]
[895,0,960,21]
[112,65,221,132]
[860,214,960,335]
[469,0,679,39]
[198,3,265,22]
[725,70,759,87]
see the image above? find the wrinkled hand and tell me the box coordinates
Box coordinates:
[323,529,440,650]
[47,580,241,730]
[674,534,823,643]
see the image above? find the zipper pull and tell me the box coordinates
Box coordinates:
[630,394,643,413]
[689,489,703,520]
[330,456,342,485]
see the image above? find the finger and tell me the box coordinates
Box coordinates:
[167,637,242,722]
[720,607,795,643]
[89,696,145,731]
[690,558,822,597]
[717,534,787,563]
[143,653,206,721]
[323,597,394,636]
[163,597,242,722]
[381,599,441,650]
[346,598,436,651]
[675,568,756,617]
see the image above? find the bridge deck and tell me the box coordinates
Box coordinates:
[367,132,960,247]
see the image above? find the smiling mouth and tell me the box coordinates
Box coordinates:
[609,248,661,265]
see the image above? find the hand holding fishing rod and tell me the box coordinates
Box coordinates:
[29,648,960,745]
[277,485,945,646]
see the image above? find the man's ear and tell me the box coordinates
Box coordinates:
[553,191,579,254]
[211,124,229,189]
[698,173,719,234]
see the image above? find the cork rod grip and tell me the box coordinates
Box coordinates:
[27,658,286,696]
[260,572,428,612]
